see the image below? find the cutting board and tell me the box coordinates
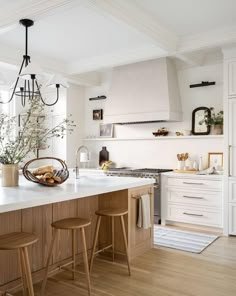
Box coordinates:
[173,169,199,174]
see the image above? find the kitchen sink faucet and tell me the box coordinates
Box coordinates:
[75,145,89,179]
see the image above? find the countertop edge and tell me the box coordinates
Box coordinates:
[0,176,155,214]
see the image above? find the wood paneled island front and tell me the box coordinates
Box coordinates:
[0,174,154,291]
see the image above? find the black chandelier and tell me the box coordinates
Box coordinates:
[0,19,69,107]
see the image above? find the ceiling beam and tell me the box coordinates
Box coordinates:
[174,53,204,67]
[67,44,166,75]
[178,25,236,53]
[86,0,178,53]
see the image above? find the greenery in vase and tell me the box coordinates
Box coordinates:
[0,96,75,164]
[199,107,223,126]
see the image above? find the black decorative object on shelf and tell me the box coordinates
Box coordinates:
[189,81,215,88]
[89,95,107,101]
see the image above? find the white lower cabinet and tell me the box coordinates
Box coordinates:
[229,203,236,234]
[228,179,236,234]
[162,174,223,228]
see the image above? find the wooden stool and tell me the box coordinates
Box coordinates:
[90,208,131,276]
[41,217,91,296]
[0,232,38,296]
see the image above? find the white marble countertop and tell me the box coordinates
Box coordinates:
[0,174,154,214]
[162,171,223,180]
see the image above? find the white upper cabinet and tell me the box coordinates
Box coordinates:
[228,61,236,97]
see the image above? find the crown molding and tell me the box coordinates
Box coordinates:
[0,0,75,31]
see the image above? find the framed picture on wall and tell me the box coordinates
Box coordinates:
[93,109,103,120]
[208,152,223,168]
[99,123,113,138]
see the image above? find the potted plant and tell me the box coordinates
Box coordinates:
[0,96,74,186]
[199,107,223,135]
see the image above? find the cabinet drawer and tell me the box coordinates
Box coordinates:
[229,203,236,235]
[167,189,222,208]
[229,180,236,202]
[167,178,222,190]
[167,205,222,227]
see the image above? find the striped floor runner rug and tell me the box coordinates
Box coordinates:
[154,226,219,253]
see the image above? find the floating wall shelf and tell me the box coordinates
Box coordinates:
[83,135,224,142]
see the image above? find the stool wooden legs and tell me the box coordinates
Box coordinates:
[18,247,35,296]
[81,228,91,296]
[90,216,101,273]
[90,214,131,276]
[72,229,76,280]
[18,249,28,296]
[41,227,91,296]
[120,216,131,276]
[23,247,35,296]
[111,216,115,262]
[41,228,58,296]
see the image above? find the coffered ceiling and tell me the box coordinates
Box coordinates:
[0,0,235,85]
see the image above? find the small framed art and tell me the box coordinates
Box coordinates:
[208,152,223,168]
[93,109,103,120]
[99,123,113,138]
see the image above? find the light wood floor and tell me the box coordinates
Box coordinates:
[16,234,236,296]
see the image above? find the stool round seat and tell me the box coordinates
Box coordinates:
[0,232,38,296]
[52,217,91,230]
[95,208,128,217]
[0,232,38,250]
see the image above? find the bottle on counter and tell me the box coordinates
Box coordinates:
[193,160,198,171]
[199,156,204,171]
[99,146,109,166]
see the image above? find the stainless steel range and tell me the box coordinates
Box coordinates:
[105,168,172,224]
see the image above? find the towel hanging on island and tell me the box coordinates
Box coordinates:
[137,194,151,229]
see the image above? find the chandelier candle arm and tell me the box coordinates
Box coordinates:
[35,80,60,106]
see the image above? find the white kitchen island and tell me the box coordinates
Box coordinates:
[0,174,154,291]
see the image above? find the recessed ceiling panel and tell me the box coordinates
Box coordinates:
[134,0,236,36]
[0,2,163,63]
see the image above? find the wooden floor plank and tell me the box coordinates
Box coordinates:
[15,235,236,296]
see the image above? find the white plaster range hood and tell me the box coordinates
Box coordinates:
[104,58,182,124]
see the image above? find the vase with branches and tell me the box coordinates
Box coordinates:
[0,96,75,186]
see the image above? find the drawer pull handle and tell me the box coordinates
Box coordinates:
[183,195,204,199]
[183,212,204,217]
[183,182,205,185]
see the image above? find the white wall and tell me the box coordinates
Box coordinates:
[84,62,224,169]
[66,84,85,168]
